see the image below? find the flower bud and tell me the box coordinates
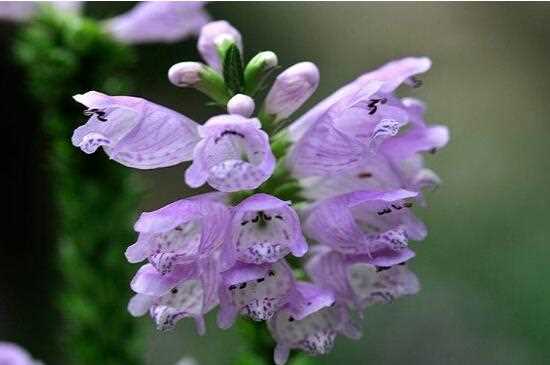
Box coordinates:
[167,62,230,105]
[244,51,278,95]
[264,62,320,121]
[168,62,204,87]
[227,94,255,118]
[198,20,242,72]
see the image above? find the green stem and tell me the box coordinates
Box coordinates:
[15,9,144,365]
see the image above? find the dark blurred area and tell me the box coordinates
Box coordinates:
[1,2,550,365]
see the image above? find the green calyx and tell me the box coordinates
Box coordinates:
[220,41,245,95]
[196,65,232,105]
[244,51,279,96]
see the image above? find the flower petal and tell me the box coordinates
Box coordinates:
[218,261,294,328]
[288,57,431,141]
[105,1,210,44]
[287,113,366,178]
[126,194,230,269]
[230,194,308,264]
[186,115,275,192]
[0,342,41,365]
[128,293,155,317]
[305,190,424,255]
[130,263,195,296]
[268,284,355,361]
[197,20,242,72]
[347,263,420,308]
[72,91,200,169]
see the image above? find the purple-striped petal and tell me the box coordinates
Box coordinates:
[305,189,425,255]
[306,248,416,310]
[72,91,200,169]
[264,62,320,121]
[289,57,431,142]
[126,193,230,273]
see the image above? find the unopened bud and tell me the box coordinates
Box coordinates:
[168,62,204,87]
[167,61,230,105]
[264,62,320,121]
[227,94,255,118]
[198,20,242,72]
[244,51,278,95]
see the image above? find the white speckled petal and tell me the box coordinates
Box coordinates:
[231,194,307,264]
[218,261,294,328]
[347,263,420,308]
[269,283,357,362]
[186,115,275,192]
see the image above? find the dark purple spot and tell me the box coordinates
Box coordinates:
[357,172,372,179]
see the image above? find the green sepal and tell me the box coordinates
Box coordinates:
[197,65,231,105]
[222,43,245,95]
[244,51,279,96]
[270,131,292,159]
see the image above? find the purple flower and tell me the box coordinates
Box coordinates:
[105,1,210,44]
[0,342,41,365]
[125,193,230,274]
[129,258,219,334]
[217,260,295,328]
[296,99,448,204]
[307,248,419,311]
[264,62,320,122]
[185,115,276,192]
[286,57,448,178]
[304,189,426,256]
[72,91,201,169]
[288,57,432,141]
[222,193,308,266]
[197,20,243,72]
[268,283,360,365]
[379,97,449,160]
[0,2,81,22]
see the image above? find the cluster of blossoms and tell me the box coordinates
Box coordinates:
[71,19,448,364]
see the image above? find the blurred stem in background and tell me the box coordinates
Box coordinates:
[14,9,144,365]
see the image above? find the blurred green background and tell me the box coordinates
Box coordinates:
[2,2,550,365]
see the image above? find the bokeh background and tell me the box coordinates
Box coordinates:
[1,2,550,365]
